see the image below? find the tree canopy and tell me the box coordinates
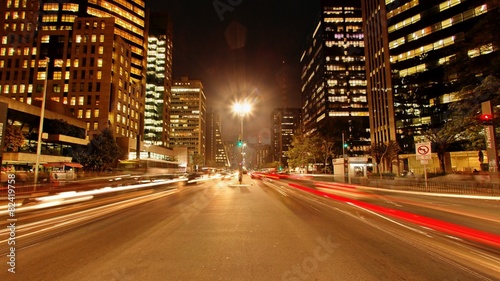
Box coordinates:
[72,128,122,171]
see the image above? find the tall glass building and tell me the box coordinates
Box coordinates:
[362,0,497,153]
[145,12,173,147]
[301,0,370,155]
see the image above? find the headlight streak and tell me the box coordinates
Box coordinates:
[287,182,500,248]
[346,201,433,238]
[270,181,500,278]
[0,179,184,216]
[0,189,177,246]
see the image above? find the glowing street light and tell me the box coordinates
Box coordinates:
[232,100,252,172]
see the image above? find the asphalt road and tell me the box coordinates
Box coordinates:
[3,176,500,280]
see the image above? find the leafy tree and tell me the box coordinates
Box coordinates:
[286,133,320,172]
[72,128,121,171]
[4,125,25,152]
[191,152,205,171]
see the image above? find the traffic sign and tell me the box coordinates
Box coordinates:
[416,142,431,160]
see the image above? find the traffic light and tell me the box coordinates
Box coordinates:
[343,143,349,148]
[237,139,243,147]
[479,113,493,125]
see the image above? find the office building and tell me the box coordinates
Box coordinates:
[271,108,302,168]
[206,109,229,168]
[301,0,370,155]
[0,0,148,140]
[170,77,206,168]
[362,0,497,153]
[145,13,173,147]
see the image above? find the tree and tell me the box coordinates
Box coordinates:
[368,143,386,175]
[424,126,460,174]
[286,133,320,172]
[4,125,25,152]
[72,128,121,171]
[191,152,204,171]
[368,140,400,176]
[382,140,401,174]
[318,135,336,174]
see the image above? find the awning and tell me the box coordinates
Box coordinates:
[42,162,83,168]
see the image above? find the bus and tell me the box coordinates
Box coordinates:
[117,159,185,179]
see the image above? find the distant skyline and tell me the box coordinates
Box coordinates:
[147,0,320,144]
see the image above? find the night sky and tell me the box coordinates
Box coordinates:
[147,0,320,144]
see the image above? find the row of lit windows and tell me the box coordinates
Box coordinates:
[389,4,487,49]
[87,8,143,39]
[76,109,100,119]
[75,34,105,44]
[326,79,367,87]
[89,0,146,18]
[88,0,144,25]
[43,3,79,12]
[391,35,455,63]
[398,63,426,78]
[69,95,100,106]
[388,14,421,33]
[2,21,34,33]
[326,40,364,48]
[6,0,28,9]
[4,11,24,20]
[326,64,346,71]
[328,111,369,117]
[387,0,419,20]
[324,17,362,23]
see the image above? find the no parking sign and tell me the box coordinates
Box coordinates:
[416,142,431,160]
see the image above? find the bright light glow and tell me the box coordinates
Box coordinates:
[232,101,252,116]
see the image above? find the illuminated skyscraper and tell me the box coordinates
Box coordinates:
[301,0,370,155]
[206,110,229,168]
[271,108,301,168]
[170,77,206,167]
[145,13,173,147]
[0,0,148,141]
[362,0,497,153]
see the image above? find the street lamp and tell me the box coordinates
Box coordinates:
[232,100,252,172]
[34,57,50,185]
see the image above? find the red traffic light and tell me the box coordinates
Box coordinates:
[480,114,492,120]
[479,114,493,125]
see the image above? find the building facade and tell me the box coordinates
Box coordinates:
[0,0,148,142]
[362,0,497,153]
[206,109,229,168]
[301,0,370,155]
[170,77,206,168]
[271,108,302,168]
[145,12,173,147]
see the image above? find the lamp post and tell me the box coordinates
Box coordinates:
[232,101,251,172]
[34,57,50,186]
